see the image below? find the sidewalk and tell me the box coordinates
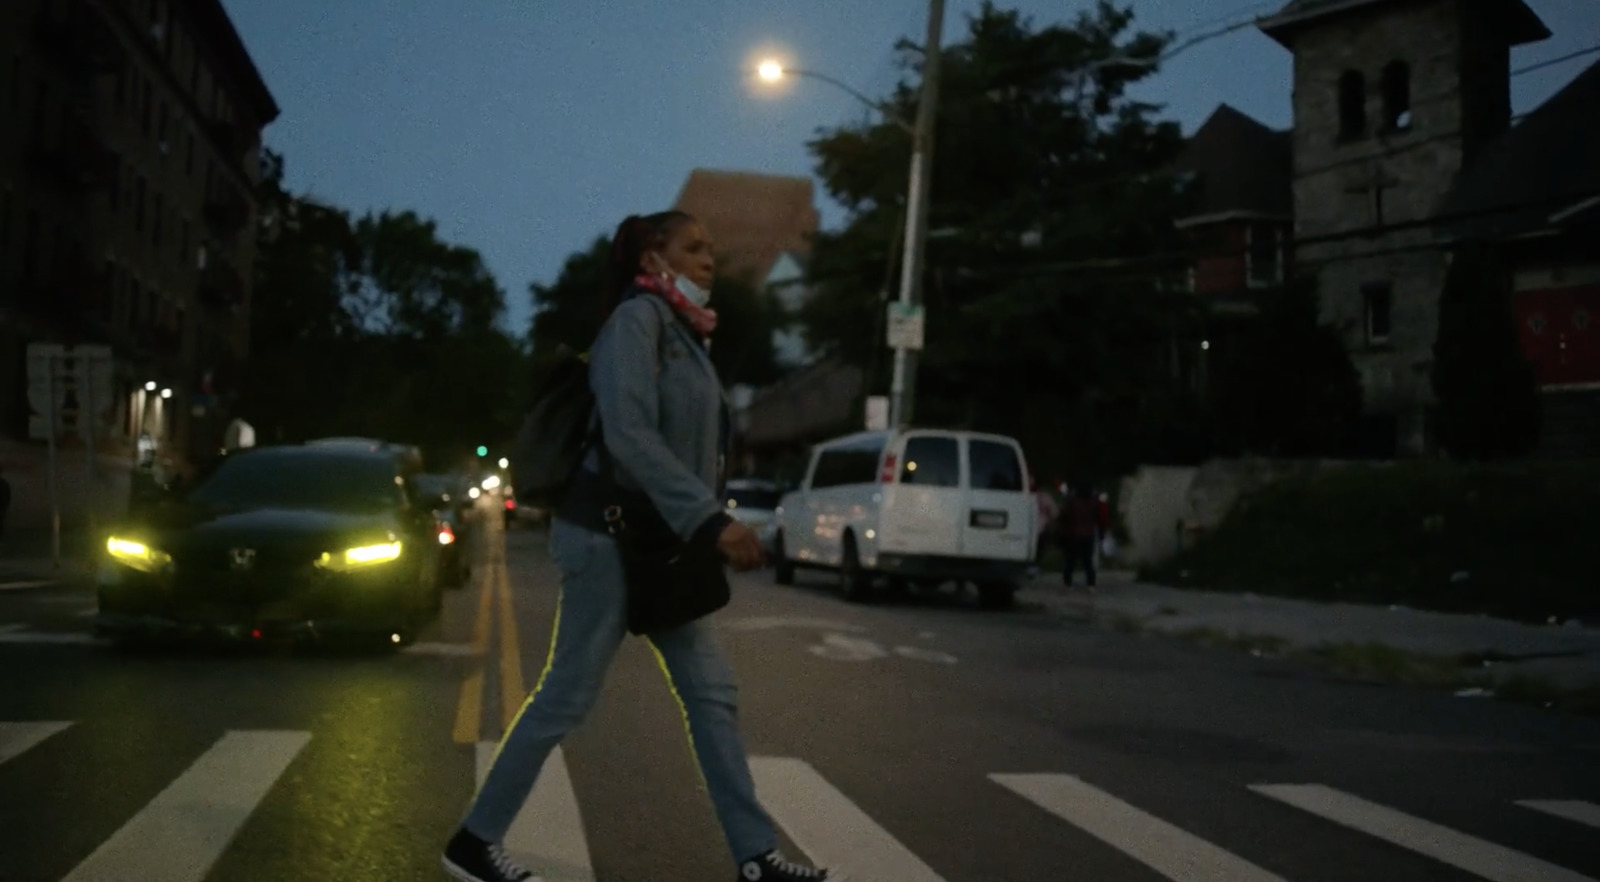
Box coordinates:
[0,528,95,586]
[1020,571,1600,697]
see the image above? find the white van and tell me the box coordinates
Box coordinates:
[771,429,1035,608]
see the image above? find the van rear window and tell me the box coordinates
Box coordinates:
[900,437,960,487]
[969,440,1023,491]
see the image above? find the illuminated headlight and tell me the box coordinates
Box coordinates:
[481,475,502,491]
[468,487,481,499]
[317,541,403,571]
[106,536,172,574]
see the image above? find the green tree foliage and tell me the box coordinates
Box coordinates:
[1431,247,1542,459]
[239,150,527,468]
[800,2,1198,479]
[527,237,782,388]
[1204,278,1364,457]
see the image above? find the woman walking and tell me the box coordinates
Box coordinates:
[442,211,841,882]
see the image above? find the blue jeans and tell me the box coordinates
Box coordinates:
[463,517,778,864]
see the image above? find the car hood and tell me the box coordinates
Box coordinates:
[117,506,401,563]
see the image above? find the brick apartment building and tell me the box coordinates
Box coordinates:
[0,0,277,528]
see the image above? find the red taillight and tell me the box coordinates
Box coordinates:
[880,453,898,484]
[504,499,515,510]
[250,628,262,640]
[438,524,456,545]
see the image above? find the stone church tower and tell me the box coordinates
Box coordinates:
[1257,0,1550,455]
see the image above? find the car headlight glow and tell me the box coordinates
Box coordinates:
[317,541,403,571]
[106,536,172,574]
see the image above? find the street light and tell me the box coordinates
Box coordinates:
[755,0,945,432]
[159,388,172,400]
[497,457,509,469]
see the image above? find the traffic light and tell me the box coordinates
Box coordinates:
[476,446,488,457]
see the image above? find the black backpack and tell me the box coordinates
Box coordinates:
[508,296,673,509]
[508,344,597,509]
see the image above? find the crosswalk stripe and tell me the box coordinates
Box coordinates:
[1251,784,1597,882]
[1517,800,1600,829]
[750,756,946,882]
[0,721,73,766]
[59,730,311,882]
[475,743,594,880]
[991,773,1286,882]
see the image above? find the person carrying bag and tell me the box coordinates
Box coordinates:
[443,211,843,882]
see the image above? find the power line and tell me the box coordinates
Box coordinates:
[1512,44,1600,76]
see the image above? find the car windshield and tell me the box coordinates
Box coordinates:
[184,451,402,513]
[414,474,454,500]
[725,487,781,511]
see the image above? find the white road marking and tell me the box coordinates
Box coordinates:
[1517,799,1600,829]
[0,721,73,766]
[1252,784,1596,882]
[993,773,1285,882]
[0,630,97,644]
[60,730,311,882]
[0,580,59,591]
[750,756,946,882]
[403,641,481,657]
[807,633,890,661]
[476,743,593,880]
[721,615,869,633]
[893,645,958,664]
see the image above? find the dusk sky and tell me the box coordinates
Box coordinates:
[216,0,1600,337]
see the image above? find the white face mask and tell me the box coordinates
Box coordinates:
[651,253,711,308]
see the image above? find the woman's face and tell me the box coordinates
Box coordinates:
[649,220,716,294]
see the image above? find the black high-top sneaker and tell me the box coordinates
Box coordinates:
[737,849,846,881]
[441,827,540,882]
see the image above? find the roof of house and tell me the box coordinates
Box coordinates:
[1172,104,1293,224]
[672,169,820,284]
[1256,0,1549,49]
[1436,58,1600,242]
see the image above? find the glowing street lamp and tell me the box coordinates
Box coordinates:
[757,59,784,83]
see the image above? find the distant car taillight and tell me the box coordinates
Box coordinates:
[504,498,516,510]
[438,524,456,545]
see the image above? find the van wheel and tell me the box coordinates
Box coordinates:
[977,581,1017,610]
[773,535,796,586]
[838,536,872,603]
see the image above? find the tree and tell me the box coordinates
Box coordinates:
[1432,247,1541,459]
[1205,278,1364,457]
[240,150,527,466]
[800,1,1192,478]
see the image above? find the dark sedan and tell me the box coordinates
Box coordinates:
[94,444,445,649]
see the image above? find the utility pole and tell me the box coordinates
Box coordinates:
[887,0,945,431]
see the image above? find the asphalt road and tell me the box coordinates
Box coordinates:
[2,507,1599,882]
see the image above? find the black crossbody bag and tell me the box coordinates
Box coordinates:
[595,439,731,636]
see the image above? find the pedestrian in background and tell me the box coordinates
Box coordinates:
[442,211,841,882]
[1058,481,1108,592]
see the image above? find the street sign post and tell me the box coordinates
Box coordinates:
[886,303,925,352]
[26,344,117,568]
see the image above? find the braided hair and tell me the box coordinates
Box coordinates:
[601,210,695,321]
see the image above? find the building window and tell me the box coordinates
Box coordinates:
[1338,70,1366,139]
[1382,61,1411,131]
[1363,280,1392,344]
[1246,223,1283,287]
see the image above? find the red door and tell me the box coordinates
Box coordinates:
[1517,283,1600,387]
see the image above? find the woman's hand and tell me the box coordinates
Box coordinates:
[716,521,766,572]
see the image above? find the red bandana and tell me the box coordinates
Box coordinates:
[632,273,718,338]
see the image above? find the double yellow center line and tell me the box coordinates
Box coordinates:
[452,542,527,744]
